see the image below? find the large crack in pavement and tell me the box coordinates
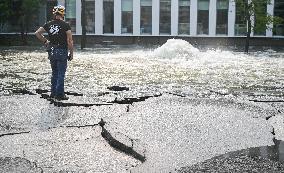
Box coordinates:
[7,87,282,142]
[0,119,147,165]
[249,99,284,103]
[0,131,31,138]
[2,86,283,172]
[9,87,163,107]
[99,119,146,163]
[0,86,153,169]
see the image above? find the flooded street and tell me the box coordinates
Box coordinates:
[0,39,284,172]
[1,40,283,99]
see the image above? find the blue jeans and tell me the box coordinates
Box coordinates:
[48,48,68,97]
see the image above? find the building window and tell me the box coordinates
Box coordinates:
[121,0,133,34]
[235,1,247,36]
[216,0,228,35]
[65,0,76,33]
[141,0,152,34]
[85,0,95,34]
[253,1,267,36]
[197,0,209,35]
[273,0,284,36]
[160,0,171,34]
[103,0,114,34]
[178,0,190,35]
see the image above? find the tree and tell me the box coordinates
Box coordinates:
[19,0,40,45]
[1,0,40,45]
[0,1,12,30]
[234,0,283,53]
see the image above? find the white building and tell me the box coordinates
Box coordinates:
[1,0,284,38]
[58,0,284,37]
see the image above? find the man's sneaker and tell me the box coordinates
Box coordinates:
[55,95,69,100]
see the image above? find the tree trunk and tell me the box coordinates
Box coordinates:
[245,20,251,53]
[81,0,86,49]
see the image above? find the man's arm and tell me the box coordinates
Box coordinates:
[35,27,49,45]
[66,30,74,60]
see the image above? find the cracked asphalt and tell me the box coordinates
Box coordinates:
[1,44,284,172]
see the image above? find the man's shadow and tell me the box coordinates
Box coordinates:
[37,104,70,130]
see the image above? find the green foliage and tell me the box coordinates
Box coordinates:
[21,0,40,16]
[234,0,283,33]
[273,16,284,25]
[0,0,40,32]
[20,0,40,31]
[0,1,12,27]
[271,16,284,33]
[233,0,284,52]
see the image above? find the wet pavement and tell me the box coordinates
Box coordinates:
[178,139,284,172]
[0,41,284,172]
[1,91,283,172]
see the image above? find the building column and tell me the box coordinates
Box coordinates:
[228,0,235,36]
[250,14,254,36]
[76,0,82,35]
[190,0,197,36]
[133,0,141,36]
[249,0,254,37]
[152,0,160,36]
[114,0,121,35]
[266,0,274,37]
[209,0,216,36]
[95,0,103,35]
[171,0,179,36]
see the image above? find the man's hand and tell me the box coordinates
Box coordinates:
[66,30,73,61]
[44,40,50,47]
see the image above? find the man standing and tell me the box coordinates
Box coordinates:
[35,5,73,100]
